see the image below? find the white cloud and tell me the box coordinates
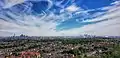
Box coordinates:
[65,4,81,12]
[59,1,120,36]
[0,1,120,36]
[0,12,67,36]
[3,0,25,8]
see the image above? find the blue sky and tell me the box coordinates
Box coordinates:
[0,0,120,36]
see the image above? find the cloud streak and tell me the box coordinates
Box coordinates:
[0,0,120,36]
[59,1,120,36]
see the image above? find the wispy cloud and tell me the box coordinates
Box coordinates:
[0,0,120,36]
[3,0,25,8]
[59,1,120,36]
[65,4,81,12]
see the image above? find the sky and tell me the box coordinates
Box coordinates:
[0,0,120,36]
